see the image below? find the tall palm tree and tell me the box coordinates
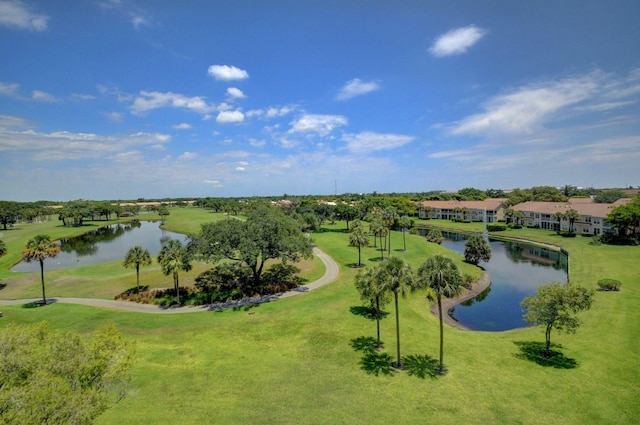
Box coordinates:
[369,218,387,260]
[349,221,370,267]
[378,256,414,368]
[354,266,389,349]
[382,208,398,255]
[565,209,580,234]
[22,234,60,305]
[416,254,464,374]
[158,240,192,304]
[397,216,411,252]
[123,246,152,293]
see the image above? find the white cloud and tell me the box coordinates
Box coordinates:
[216,110,245,124]
[249,138,266,148]
[207,65,249,81]
[429,25,486,57]
[0,114,30,129]
[0,0,49,31]
[104,112,123,122]
[32,90,57,102]
[179,152,198,161]
[131,91,213,115]
[226,87,246,99]
[341,132,415,154]
[450,74,600,135]
[99,0,151,30]
[336,78,380,100]
[71,93,96,101]
[235,166,246,172]
[266,106,294,118]
[172,123,192,130]
[289,114,348,136]
[0,82,22,98]
[204,179,223,187]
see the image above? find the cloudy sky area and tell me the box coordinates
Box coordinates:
[1,0,639,201]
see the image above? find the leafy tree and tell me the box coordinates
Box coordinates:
[336,203,359,231]
[158,239,192,304]
[157,206,170,224]
[530,186,568,202]
[349,220,370,267]
[485,188,506,198]
[564,209,580,233]
[22,234,60,305]
[605,194,640,237]
[123,246,152,293]
[397,215,412,251]
[354,266,390,349]
[0,322,134,425]
[0,239,6,257]
[377,257,414,368]
[594,189,626,204]
[416,254,464,374]
[521,282,594,356]
[464,235,492,265]
[0,200,21,230]
[457,187,487,200]
[192,205,312,290]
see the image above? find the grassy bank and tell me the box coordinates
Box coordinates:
[0,208,638,424]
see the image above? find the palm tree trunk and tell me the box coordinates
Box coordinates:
[375,295,381,349]
[39,259,46,305]
[136,263,140,293]
[174,272,180,303]
[388,231,391,255]
[402,230,406,251]
[394,292,401,368]
[357,246,361,267]
[438,296,444,373]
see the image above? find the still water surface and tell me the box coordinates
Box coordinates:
[439,232,568,331]
[12,221,188,272]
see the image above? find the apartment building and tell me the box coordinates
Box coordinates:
[416,198,508,223]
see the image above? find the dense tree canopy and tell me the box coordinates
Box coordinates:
[191,205,312,289]
[464,235,492,265]
[0,322,134,425]
[605,194,640,238]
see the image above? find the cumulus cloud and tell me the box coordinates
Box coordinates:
[0,82,22,98]
[0,114,30,129]
[429,25,486,57]
[336,78,380,100]
[172,123,192,130]
[216,110,245,124]
[0,0,49,31]
[289,114,348,136]
[178,151,198,161]
[130,91,214,115]
[341,132,415,154]
[207,65,249,81]
[450,73,600,135]
[226,87,246,99]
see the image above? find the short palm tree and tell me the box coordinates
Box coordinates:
[123,246,152,293]
[22,234,60,305]
[378,256,414,368]
[354,266,389,349]
[416,254,464,374]
[158,240,192,304]
[349,220,370,267]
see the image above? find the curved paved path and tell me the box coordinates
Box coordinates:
[0,247,339,314]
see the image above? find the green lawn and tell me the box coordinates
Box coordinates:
[0,209,638,424]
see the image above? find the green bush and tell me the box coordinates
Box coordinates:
[487,223,507,231]
[597,278,622,291]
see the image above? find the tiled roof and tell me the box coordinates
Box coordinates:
[512,199,631,218]
[418,198,507,211]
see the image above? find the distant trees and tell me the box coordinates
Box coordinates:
[521,282,594,356]
[0,201,21,230]
[464,235,492,266]
[123,246,152,293]
[605,194,640,239]
[457,187,487,201]
[0,322,134,425]
[158,240,192,304]
[397,215,412,251]
[416,254,465,374]
[594,189,626,204]
[21,234,60,305]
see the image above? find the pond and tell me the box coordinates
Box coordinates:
[438,231,568,331]
[12,221,189,272]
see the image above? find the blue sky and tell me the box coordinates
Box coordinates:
[1,0,639,202]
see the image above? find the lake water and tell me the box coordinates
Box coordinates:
[11,221,189,272]
[439,231,568,331]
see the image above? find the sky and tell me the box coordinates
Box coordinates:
[1,0,639,202]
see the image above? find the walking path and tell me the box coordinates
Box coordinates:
[0,247,339,314]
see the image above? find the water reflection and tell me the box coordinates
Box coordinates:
[437,231,568,331]
[12,221,188,272]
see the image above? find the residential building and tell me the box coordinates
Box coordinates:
[416,199,508,223]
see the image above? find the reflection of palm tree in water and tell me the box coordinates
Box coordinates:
[59,223,139,257]
[160,229,171,244]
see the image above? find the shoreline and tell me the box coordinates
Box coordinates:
[430,271,491,331]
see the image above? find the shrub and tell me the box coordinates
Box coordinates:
[597,278,622,291]
[508,223,523,229]
[409,227,420,235]
[487,223,507,232]
[462,274,475,289]
[425,229,444,244]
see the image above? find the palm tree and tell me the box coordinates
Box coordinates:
[464,235,492,266]
[349,221,370,267]
[382,208,398,255]
[416,254,464,374]
[397,216,411,252]
[354,266,389,349]
[123,246,152,293]
[158,240,192,304]
[565,209,580,234]
[369,218,387,260]
[378,256,414,368]
[22,234,60,305]
[553,211,565,232]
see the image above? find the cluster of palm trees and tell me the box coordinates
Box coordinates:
[354,254,465,374]
[349,210,413,266]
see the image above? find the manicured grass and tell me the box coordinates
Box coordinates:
[0,208,638,424]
